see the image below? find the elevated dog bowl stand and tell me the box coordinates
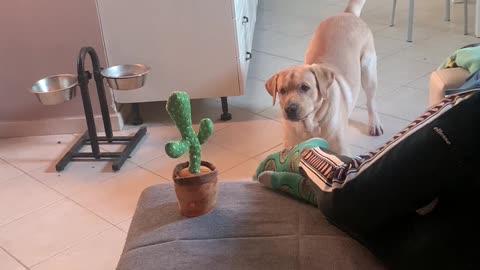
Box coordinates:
[32,47,149,172]
[57,126,146,172]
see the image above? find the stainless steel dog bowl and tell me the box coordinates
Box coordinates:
[101,64,150,90]
[31,74,78,105]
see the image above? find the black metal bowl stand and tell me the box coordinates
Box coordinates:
[55,47,147,172]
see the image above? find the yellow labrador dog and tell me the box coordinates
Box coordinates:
[265,0,383,155]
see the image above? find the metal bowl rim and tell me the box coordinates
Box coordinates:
[101,64,151,79]
[30,74,79,94]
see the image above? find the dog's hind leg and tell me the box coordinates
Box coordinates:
[361,47,384,136]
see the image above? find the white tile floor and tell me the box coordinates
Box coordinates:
[1,0,479,269]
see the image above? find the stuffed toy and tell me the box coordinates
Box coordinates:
[165,91,214,176]
[254,90,480,270]
[440,45,480,75]
[254,138,329,205]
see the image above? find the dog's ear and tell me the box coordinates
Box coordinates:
[265,74,279,105]
[309,64,335,99]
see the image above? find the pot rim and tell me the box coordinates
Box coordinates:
[173,161,218,185]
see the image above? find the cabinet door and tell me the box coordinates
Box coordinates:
[246,0,258,51]
[96,0,242,103]
[234,1,248,91]
[234,0,257,91]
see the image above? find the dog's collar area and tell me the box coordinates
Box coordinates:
[299,98,325,132]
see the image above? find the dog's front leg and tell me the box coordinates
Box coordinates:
[283,125,298,150]
[366,99,384,136]
[283,121,307,149]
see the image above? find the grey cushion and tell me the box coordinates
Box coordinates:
[117,182,385,270]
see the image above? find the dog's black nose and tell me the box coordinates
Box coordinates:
[285,103,298,119]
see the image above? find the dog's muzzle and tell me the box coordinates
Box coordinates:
[285,103,299,121]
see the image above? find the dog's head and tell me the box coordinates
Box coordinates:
[265,64,336,122]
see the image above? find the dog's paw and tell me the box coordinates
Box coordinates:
[369,123,384,136]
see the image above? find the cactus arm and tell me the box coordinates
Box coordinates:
[197,118,214,145]
[165,139,190,158]
[166,92,193,139]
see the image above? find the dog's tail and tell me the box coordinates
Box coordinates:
[344,0,366,17]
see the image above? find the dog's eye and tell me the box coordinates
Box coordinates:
[280,88,287,95]
[300,84,310,92]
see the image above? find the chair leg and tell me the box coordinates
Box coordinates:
[465,0,469,35]
[390,0,397,27]
[407,0,415,42]
[445,0,451,21]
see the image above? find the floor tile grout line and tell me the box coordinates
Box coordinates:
[374,33,415,46]
[377,82,424,97]
[401,70,437,88]
[124,154,165,168]
[1,246,30,270]
[24,157,139,193]
[376,47,407,61]
[378,110,423,123]
[21,172,68,198]
[227,101,269,115]
[67,198,121,231]
[0,193,117,245]
[354,105,413,123]
[63,175,156,232]
[129,165,173,184]
[0,133,77,149]
[355,106,416,123]
[218,158,256,177]
[136,164,173,182]
[255,25,316,39]
[350,144,370,152]
[209,123,282,156]
[0,156,36,181]
[377,51,440,68]
[0,161,75,228]
[114,223,130,234]
[405,85,431,92]
[254,107,277,118]
[1,133,103,176]
[53,165,165,234]
[136,137,261,179]
[114,216,134,232]
[0,197,65,230]
[252,109,281,123]
[115,225,128,233]
[371,26,390,34]
[251,49,304,63]
[27,224,117,269]
[139,150,251,180]
[253,143,283,159]
[218,102,280,122]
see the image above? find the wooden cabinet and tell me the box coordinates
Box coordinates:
[95,0,258,104]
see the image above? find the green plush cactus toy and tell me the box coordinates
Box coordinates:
[165,91,214,175]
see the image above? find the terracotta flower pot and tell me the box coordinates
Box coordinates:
[172,161,218,217]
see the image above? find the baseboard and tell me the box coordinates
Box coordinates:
[0,112,125,138]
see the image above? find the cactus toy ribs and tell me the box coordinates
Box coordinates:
[165,91,214,175]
